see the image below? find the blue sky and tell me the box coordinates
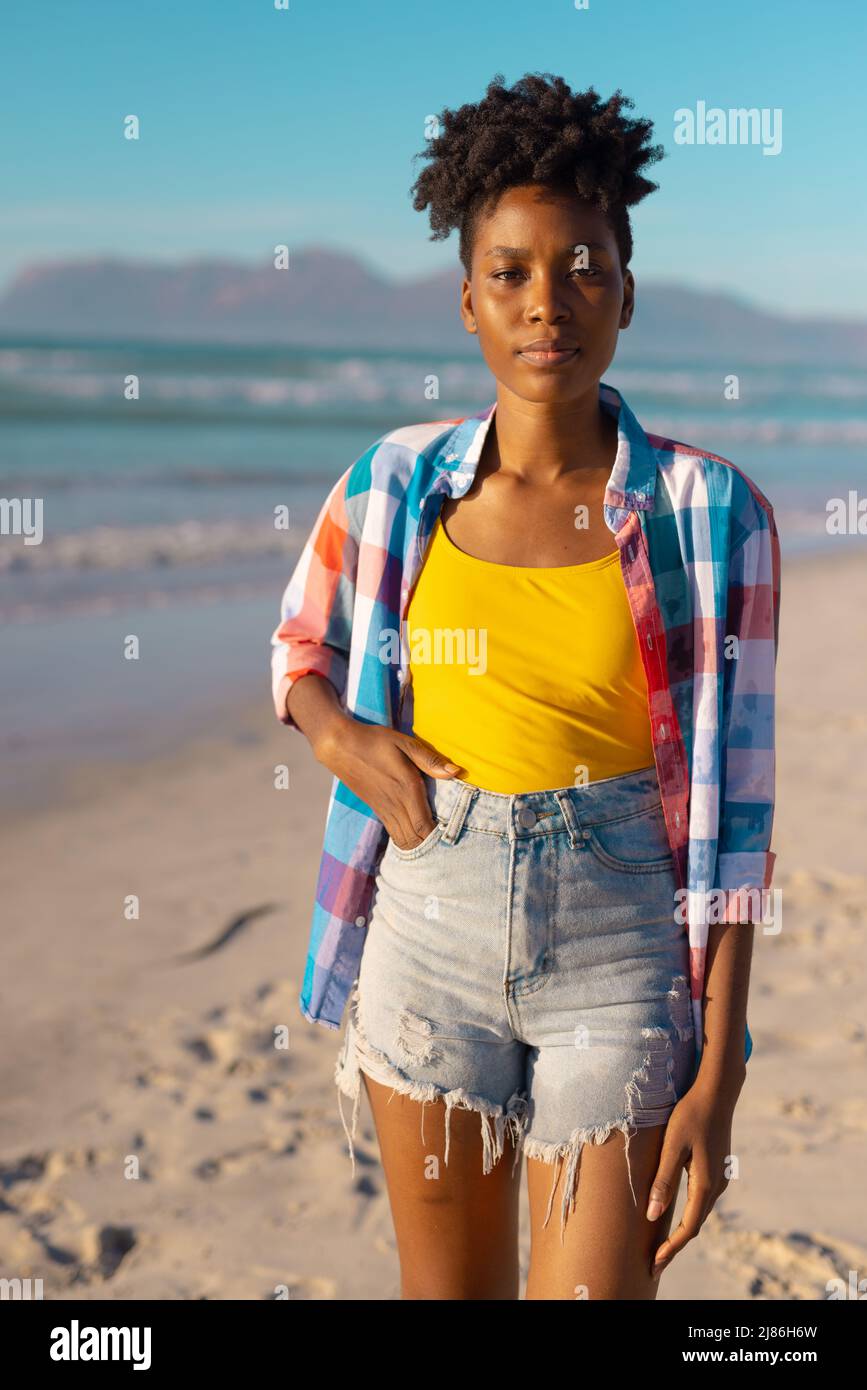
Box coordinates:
[1,0,864,316]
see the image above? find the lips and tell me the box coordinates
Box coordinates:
[519,339,579,351]
[517,344,580,366]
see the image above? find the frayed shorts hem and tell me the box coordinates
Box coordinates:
[334,993,529,1182]
[333,984,682,1245]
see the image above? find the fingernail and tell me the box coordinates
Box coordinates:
[646,1199,662,1221]
[444,763,461,773]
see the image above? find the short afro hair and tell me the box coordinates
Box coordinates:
[409,72,664,275]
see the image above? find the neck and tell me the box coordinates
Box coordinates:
[484,383,618,485]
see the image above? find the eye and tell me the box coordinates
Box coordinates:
[491,265,602,282]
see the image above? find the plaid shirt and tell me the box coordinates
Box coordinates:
[270,381,780,1067]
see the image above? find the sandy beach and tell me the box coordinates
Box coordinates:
[1,545,865,1301]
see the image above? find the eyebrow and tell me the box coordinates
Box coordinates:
[483,241,610,257]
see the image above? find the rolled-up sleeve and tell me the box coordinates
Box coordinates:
[714,491,781,922]
[270,462,360,730]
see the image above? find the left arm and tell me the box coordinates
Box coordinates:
[647,489,782,1277]
[696,914,754,1093]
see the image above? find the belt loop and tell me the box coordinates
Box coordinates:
[441,782,475,845]
[554,789,581,849]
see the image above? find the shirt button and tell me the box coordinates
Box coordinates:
[646,632,654,649]
[659,724,666,738]
[355,915,366,928]
[517,808,537,829]
[419,498,426,508]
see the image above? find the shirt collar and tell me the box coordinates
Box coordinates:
[432,380,659,526]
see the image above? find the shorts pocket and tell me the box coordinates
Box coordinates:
[387,819,446,861]
[585,801,675,874]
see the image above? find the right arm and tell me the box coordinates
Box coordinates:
[288,670,462,849]
[270,462,358,733]
[270,455,462,849]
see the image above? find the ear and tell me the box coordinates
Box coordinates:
[620,270,636,329]
[459,277,477,335]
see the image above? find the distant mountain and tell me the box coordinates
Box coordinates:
[0,249,863,365]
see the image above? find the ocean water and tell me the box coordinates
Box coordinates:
[2,338,866,616]
[1,338,864,806]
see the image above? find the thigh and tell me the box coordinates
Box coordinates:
[362,1071,523,1300]
[525,1123,681,1300]
[519,799,696,1296]
[338,824,529,1299]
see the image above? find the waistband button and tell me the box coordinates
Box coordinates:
[517,807,537,829]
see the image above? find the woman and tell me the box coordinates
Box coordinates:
[270,73,780,1300]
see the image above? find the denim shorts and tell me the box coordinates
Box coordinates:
[334,764,697,1241]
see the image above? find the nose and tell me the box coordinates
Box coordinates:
[524,271,572,323]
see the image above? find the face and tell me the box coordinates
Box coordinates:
[460,183,634,402]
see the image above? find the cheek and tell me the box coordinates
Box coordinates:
[579,312,626,360]
[474,292,514,330]
[473,313,517,363]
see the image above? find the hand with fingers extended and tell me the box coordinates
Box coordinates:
[316,717,463,852]
[645,1071,744,1280]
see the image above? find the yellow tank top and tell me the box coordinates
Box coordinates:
[406,513,654,793]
